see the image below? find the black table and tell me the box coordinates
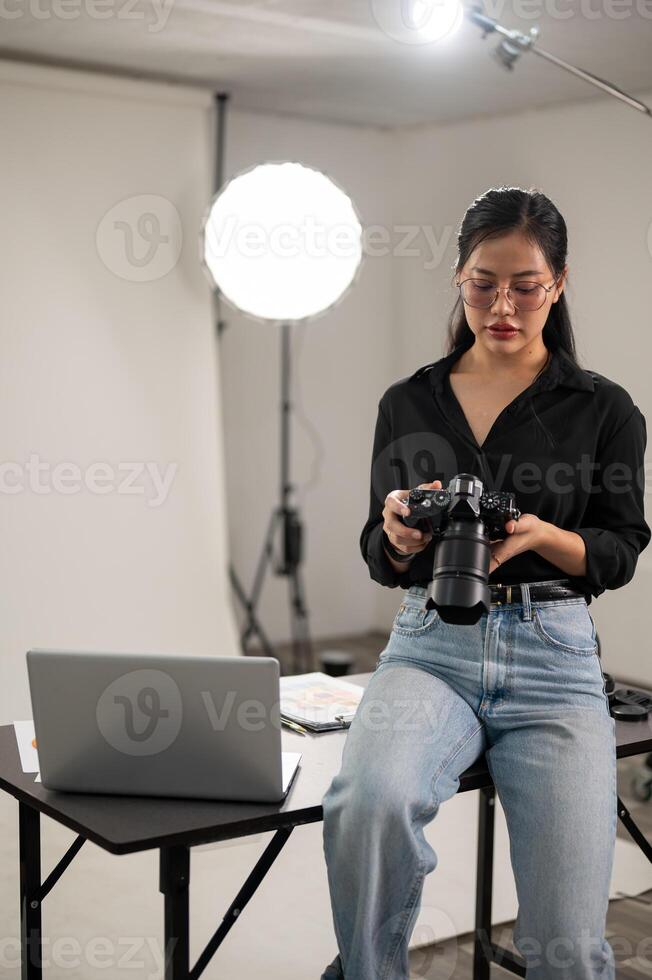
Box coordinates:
[2,672,652,980]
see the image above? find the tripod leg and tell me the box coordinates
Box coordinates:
[248,509,281,609]
[229,564,276,659]
[226,323,316,672]
[229,509,281,658]
[288,565,314,674]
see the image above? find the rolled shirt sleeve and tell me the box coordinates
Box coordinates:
[572,406,651,597]
[359,399,436,589]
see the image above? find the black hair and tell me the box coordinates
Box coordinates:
[446,186,580,366]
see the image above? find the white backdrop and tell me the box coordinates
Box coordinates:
[0,61,240,728]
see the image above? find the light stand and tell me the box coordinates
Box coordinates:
[228,322,313,675]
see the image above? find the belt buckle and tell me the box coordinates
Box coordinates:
[506,585,512,604]
[492,582,503,605]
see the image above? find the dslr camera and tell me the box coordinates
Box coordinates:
[402,473,520,626]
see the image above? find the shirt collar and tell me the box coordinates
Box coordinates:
[411,343,595,394]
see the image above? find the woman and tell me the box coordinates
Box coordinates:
[320,187,650,980]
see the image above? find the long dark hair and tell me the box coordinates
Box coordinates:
[446,186,580,366]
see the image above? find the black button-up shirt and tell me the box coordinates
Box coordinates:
[360,343,650,605]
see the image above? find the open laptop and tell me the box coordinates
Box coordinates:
[26,649,302,803]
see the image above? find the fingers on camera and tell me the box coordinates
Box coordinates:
[387,491,409,514]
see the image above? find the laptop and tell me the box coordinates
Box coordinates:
[26,649,302,803]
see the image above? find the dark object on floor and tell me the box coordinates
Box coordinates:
[318,650,354,677]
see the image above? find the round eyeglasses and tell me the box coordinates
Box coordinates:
[455,277,559,312]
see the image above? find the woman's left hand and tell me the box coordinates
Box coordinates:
[488,514,546,576]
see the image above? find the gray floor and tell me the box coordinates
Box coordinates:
[269,631,652,979]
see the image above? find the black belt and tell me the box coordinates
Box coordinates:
[489,579,584,605]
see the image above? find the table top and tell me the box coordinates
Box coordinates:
[2,672,651,855]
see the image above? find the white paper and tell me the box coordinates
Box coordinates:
[281,752,301,791]
[13,720,40,773]
[279,672,363,726]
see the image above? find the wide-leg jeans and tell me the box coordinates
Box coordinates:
[320,580,617,980]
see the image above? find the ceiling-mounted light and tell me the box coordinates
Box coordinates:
[371,0,464,45]
[467,2,652,119]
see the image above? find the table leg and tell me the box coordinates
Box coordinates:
[473,785,496,980]
[19,803,42,980]
[160,845,190,980]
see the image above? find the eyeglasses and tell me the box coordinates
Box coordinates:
[455,277,559,312]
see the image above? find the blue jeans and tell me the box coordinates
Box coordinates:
[320,580,617,980]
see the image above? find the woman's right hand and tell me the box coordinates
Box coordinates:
[382,480,443,556]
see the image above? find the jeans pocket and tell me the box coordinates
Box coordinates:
[531,599,597,656]
[392,598,442,636]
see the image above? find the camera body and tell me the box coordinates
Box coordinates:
[403,483,520,539]
[401,473,521,625]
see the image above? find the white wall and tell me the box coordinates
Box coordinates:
[388,87,652,683]
[0,61,240,727]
